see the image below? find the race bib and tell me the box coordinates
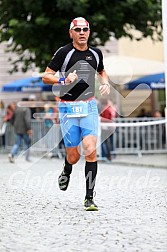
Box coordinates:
[66,101,88,118]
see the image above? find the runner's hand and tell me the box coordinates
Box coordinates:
[65,70,78,84]
[99,84,110,95]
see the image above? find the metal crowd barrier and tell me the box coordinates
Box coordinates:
[3,120,64,157]
[0,118,166,156]
[107,118,166,155]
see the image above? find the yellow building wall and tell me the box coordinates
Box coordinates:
[118,31,164,61]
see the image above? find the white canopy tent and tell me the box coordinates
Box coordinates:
[103,55,164,85]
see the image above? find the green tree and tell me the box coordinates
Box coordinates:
[0,0,162,73]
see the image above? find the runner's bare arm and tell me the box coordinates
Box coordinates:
[42,67,59,85]
[98,70,110,95]
[42,67,78,85]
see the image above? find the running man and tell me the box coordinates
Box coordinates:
[42,17,110,211]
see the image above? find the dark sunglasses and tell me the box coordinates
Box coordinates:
[72,27,89,33]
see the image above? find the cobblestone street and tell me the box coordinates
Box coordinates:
[0,155,167,252]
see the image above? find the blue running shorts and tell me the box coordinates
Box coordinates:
[58,98,98,147]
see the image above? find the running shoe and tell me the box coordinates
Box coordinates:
[58,170,70,191]
[8,153,15,163]
[84,197,98,211]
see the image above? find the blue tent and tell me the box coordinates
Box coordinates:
[125,72,165,90]
[1,77,58,92]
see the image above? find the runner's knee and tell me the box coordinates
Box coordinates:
[67,155,80,164]
[66,146,80,164]
[84,146,96,160]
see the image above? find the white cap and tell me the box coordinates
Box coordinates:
[70,17,89,30]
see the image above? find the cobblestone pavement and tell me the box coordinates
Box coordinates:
[0,155,167,252]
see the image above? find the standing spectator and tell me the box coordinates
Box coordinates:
[29,94,37,119]
[153,110,165,147]
[109,100,117,158]
[137,108,147,118]
[0,100,5,117]
[0,101,6,146]
[153,110,162,118]
[53,97,65,156]
[99,97,113,161]
[3,102,16,123]
[44,103,55,158]
[1,102,16,148]
[8,98,32,163]
[0,100,5,109]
